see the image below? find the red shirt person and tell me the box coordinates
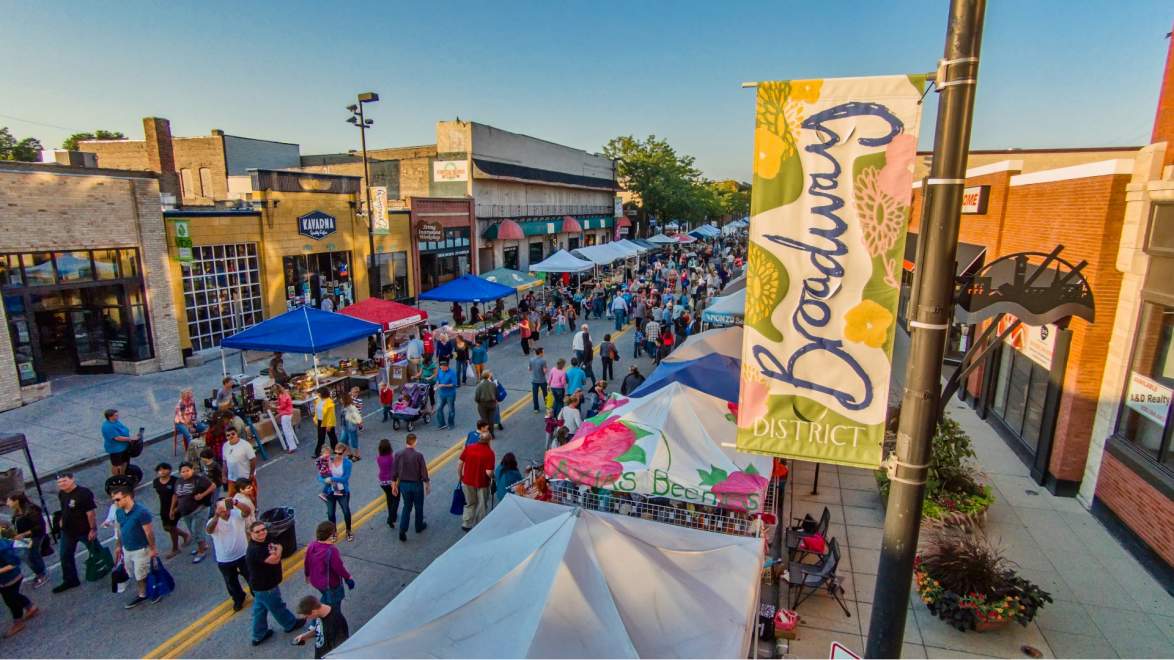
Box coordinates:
[457,434,495,530]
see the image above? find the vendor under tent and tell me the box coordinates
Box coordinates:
[667,325,743,362]
[527,249,594,273]
[646,233,677,244]
[701,288,745,327]
[630,353,740,403]
[545,382,771,513]
[479,267,543,292]
[219,305,381,386]
[337,298,429,384]
[330,496,761,659]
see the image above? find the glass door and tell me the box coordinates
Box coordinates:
[70,308,111,372]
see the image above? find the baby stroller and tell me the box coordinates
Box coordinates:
[390,382,432,431]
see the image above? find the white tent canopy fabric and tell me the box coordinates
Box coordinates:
[702,288,745,326]
[528,249,594,273]
[572,242,632,265]
[667,326,743,362]
[646,233,677,244]
[330,496,761,659]
[614,238,648,254]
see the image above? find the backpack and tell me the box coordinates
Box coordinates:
[495,380,507,402]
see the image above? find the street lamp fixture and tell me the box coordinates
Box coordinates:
[346,92,381,299]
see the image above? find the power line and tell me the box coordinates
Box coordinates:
[0,113,84,133]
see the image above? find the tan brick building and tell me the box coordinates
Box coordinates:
[0,161,183,410]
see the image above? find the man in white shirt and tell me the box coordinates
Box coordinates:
[320,296,335,312]
[571,325,588,362]
[405,334,424,378]
[610,295,629,330]
[221,428,256,498]
[206,498,250,611]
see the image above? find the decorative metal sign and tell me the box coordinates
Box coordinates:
[954,247,1095,326]
[297,210,337,240]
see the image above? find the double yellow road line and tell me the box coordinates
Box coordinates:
[146,324,630,658]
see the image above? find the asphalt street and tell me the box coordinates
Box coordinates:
[0,311,654,658]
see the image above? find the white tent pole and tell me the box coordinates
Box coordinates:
[313,354,321,388]
[382,329,390,386]
[220,348,227,378]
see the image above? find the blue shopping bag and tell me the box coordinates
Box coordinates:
[145,557,175,600]
[450,486,466,515]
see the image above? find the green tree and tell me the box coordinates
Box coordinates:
[62,129,126,151]
[0,127,43,162]
[708,179,750,222]
[603,135,705,238]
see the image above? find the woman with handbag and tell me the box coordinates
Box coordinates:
[323,446,355,542]
[5,493,48,589]
[304,521,354,612]
[0,535,37,638]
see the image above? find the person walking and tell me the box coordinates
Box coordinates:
[111,486,159,608]
[151,464,189,559]
[419,355,438,408]
[338,391,362,462]
[174,389,204,453]
[458,432,495,531]
[580,329,596,385]
[0,535,37,638]
[528,347,548,414]
[304,521,354,613]
[313,388,338,456]
[5,493,47,589]
[547,358,568,416]
[223,427,257,500]
[323,446,354,541]
[565,358,588,398]
[391,434,430,543]
[610,293,628,331]
[620,365,646,396]
[519,316,532,355]
[51,473,97,594]
[434,361,457,430]
[599,334,618,381]
[494,453,523,504]
[206,497,251,612]
[101,409,138,477]
[471,337,488,379]
[454,337,471,387]
[558,395,583,436]
[172,461,215,564]
[376,439,399,530]
[293,595,349,658]
[275,384,299,453]
[473,371,498,427]
[245,521,305,646]
[571,324,588,363]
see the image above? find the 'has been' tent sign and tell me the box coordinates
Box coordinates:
[298,210,337,240]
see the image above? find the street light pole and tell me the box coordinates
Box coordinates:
[865,0,985,657]
[348,92,380,299]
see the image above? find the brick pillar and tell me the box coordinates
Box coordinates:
[1153,27,1174,167]
[143,117,180,198]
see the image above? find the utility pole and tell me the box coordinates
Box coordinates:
[348,92,380,299]
[865,1,985,657]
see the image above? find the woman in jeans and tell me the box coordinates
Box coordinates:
[376,439,399,528]
[547,358,568,417]
[274,384,298,454]
[173,388,205,453]
[338,391,362,462]
[5,493,47,589]
[323,445,354,541]
[454,337,471,387]
[303,521,353,612]
[0,536,36,638]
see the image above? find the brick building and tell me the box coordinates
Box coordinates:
[0,161,183,410]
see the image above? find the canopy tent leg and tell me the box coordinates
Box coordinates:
[312,354,321,389]
[239,348,246,375]
[220,348,227,378]
[381,330,390,386]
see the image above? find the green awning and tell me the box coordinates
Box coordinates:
[580,216,615,230]
[482,218,563,240]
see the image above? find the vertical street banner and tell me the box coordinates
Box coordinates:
[736,75,925,469]
[372,186,389,235]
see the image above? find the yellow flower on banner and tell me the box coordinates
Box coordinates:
[843,299,893,348]
[789,79,823,104]
[754,126,786,179]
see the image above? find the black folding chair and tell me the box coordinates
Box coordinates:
[786,537,851,616]
[786,506,831,562]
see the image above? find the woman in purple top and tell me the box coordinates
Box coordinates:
[377,439,399,528]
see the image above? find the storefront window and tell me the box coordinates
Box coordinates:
[0,255,23,289]
[93,250,119,280]
[54,251,93,282]
[1117,301,1174,470]
[503,246,519,270]
[567,237,580,251]
[182,243,263,351]
[4,295,37,385]
[373,251,410,300]
[283,251,354,311]
[119,249,139,280]
[529,241,544,265]
[22,253,55,287]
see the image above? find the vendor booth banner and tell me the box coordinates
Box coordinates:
[736,75,924,469]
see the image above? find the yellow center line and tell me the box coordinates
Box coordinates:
[145,324,630,659]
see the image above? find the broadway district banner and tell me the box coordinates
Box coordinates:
[736,75,925,469]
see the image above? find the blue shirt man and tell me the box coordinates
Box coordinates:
[116,502,152,551]
[565,365,587,396]
[436,364,458,398]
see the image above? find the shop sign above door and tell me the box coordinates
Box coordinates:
[298,210,337,240]
[432,160,469,183]
[961,185,990,214]
[417,221,444,242]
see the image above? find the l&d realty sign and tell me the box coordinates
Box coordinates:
[298,210,337,240]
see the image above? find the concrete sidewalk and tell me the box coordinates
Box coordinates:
[779,393,1174,659]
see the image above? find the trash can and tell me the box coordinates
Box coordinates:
[259,507,297,558]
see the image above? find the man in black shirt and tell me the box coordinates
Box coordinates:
[245,521,304,646]
[294,595,350,658]
[52,473,97,593]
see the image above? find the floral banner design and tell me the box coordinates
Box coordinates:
[736,75,925,469]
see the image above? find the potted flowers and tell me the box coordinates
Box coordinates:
[877,414,994,528]
[914,530,1052,632]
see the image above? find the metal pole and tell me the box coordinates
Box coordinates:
[359,102,379,300]
[866,0,985,656]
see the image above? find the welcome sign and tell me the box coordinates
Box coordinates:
[736,76,924,469]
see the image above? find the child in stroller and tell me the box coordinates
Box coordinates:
[390,382,432,431]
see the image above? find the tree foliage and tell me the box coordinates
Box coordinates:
[62,129,126,151]
[0,127,43,162]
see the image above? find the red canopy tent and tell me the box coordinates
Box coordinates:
[339,298,428,331]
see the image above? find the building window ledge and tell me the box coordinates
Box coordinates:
[1105,434,1174,500]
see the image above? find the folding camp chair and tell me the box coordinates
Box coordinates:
[786,506,831,562]
[786,537,851,616]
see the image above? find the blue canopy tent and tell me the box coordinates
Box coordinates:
[418,274,516,303]
[219,305,382,383]
[630,353,740,404]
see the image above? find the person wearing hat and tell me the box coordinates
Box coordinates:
[101,409,139,477]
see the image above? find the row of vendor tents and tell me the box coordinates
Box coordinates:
[331,323,767,659]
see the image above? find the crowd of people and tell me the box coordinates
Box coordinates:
[0,233,747,653]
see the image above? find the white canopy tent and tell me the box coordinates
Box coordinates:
[527,249,594,273]
[572,242,632,265]
[667,325,743,362]
[330,496,761,659]
[646,233,677,244]
[614,238,649,254]
[702,288,745,326]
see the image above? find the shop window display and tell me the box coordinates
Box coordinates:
[1117,301,1174,471]
[181,243,263,351]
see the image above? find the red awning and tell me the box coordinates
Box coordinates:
[562,215,583,233]
[495,219,525,241]
[339,298,428,331]
[616,216,632,228]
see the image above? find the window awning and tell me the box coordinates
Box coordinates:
[483,219,563,240]
[561,216,583,233]
[581,216,615,230]
[903,233,987,278]
[617,216,632,228]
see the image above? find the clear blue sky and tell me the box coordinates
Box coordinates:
[2,1,1170,180]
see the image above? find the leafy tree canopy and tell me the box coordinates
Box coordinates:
[63,129,126,151]
[0,127,43,162]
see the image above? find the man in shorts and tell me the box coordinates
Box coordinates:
[111,486,158,608]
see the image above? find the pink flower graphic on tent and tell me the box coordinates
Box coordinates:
[700,464,769,512]
[545,420,650,487]
[599,396,629,414]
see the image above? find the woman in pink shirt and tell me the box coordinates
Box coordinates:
[376,438,398,528]
[275,383,299,453]
[547,358,568,417]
